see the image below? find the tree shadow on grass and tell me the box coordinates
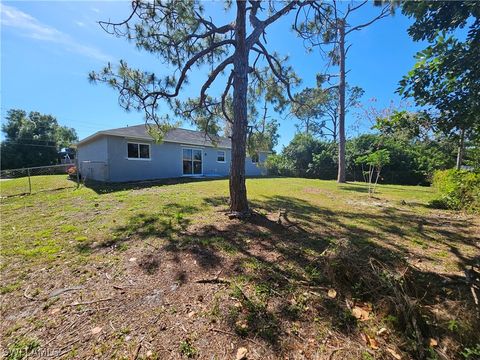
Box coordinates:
[84,176,226,194]
[338,184,370,193]
[104,194,479,357]
[75,203,200,255]
[83,175,279,195]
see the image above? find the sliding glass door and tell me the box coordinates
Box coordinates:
[182,148,202,175]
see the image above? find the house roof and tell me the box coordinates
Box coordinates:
[77,124,232,149]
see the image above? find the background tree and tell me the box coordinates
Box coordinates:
[399,1,480,169]
[265,127,456,185]
[295,0,392,183]
[321,84,364,142]
[280,133,323,178]
[374,110,434,142]
[90,0,306,217]
[291,86,327,136]
[1,109,78,169]
[464,124,480,171]
[356,149,390,194]
[292,79,363,141]
[247,118,280,155]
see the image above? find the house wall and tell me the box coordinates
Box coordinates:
[77,137,108,162]
[107,136,183,182]
[77,137,109,181]
[78,135,267,182]
[246,152,267,176]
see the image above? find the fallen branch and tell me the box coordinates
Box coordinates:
[132,341,142,360]
[464,267,480,310]
[195,278,230,284]
[49,286,84,298]
[66,297,113,307]
[23,286,37,301]
[277,209,304,230]
[146,242,161,251]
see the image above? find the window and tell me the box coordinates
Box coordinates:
[183,148,202,175]
[217,151,226,163]
[127,142,150,159]
[251,153,259,164]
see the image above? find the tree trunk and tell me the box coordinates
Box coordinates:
[229,0,249,215]
[337,20,346,183]
[456,127,465,170]
[333,113,338,143]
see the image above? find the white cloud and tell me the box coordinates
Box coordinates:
[0,4,111,62]
[75,21,85,27]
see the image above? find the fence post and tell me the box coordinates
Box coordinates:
[27,168,32,194]
[75,158,80,188]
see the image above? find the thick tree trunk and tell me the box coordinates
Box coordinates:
[456,127,465,170]
[229,0,249,215]
[337,21,346,183]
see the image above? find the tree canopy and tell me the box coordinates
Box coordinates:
[292,82,364,141]
[1,109,78,170]
[399,1,480,136]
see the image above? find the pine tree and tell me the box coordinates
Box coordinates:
[294,0,392,182]
[90,0,306,217]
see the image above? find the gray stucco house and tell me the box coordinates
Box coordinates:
[76,125,267,182]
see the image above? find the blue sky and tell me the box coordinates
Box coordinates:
[1,1,427,151]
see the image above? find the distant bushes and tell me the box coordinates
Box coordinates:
[430,169,480,212]
[265,133,456,185]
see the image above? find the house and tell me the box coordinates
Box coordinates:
[76,125,268,182]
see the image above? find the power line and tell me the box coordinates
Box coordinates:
[0,141,59,148]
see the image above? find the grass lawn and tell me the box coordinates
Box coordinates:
[1,176,479,359]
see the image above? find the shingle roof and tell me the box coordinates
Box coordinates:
[77,124,232,148]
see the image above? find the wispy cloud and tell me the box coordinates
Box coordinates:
[1,4,111,62]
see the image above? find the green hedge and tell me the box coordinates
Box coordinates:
[430,169,480,212]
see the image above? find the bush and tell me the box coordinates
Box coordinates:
[67,166,77,179]
[430,169,480,212]
[307,148,337,179]
[264,154,293,176]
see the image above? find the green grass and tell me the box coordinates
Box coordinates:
[1,175,474,278]
[0,175,76,197]
[1,175,478,359]
[0,175,470,271]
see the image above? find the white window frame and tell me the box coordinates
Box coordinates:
[217,150,226,163]
[181,146,203,176]
[126,142,151,161]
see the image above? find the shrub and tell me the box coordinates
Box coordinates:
[264,154,293,176]
[67,166,77,179]
[430,169,480,212]
[307,144,337,180]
